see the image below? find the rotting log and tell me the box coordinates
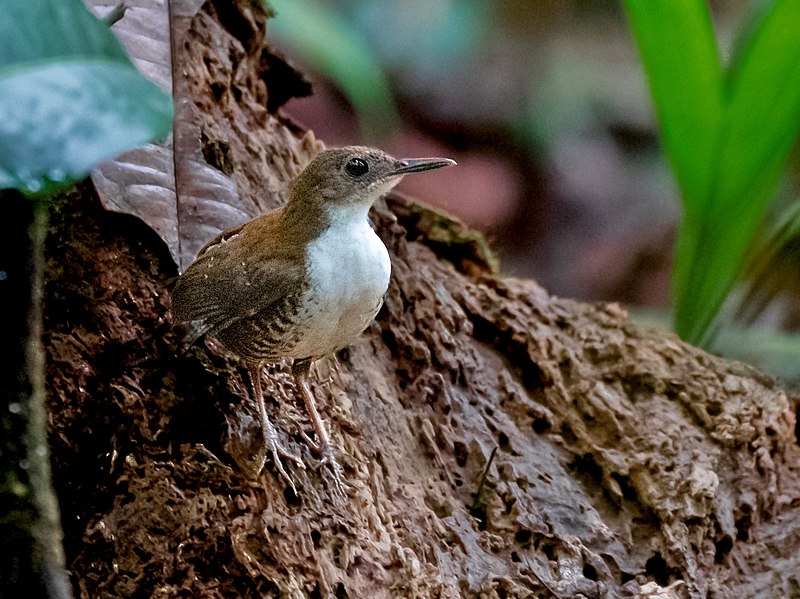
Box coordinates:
[43,1,800,597]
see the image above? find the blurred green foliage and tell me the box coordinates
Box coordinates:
[0,0,173,195]
[624,0,800,347]
[345,0,486,77]
[266,0,400,138]
[266,0,490,139]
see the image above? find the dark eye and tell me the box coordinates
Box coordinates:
[345,157,369,177]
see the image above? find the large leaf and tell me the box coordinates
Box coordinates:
[624,0,800,346]
[87,0,243,271]
[622,0,724,209]
[0,0,172,194]
[87,0,323,271]
[687,0,800,343]
[0,0,128,66]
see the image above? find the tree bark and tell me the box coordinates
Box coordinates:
[43,1,800,598]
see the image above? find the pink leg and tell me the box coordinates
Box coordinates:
[248,362,304,491]
[293,359,345,497]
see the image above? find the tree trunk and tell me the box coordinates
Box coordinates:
[43,1,800,597]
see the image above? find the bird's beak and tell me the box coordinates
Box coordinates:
[392,157,457,175]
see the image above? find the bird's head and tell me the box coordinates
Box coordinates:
[289,146,455,223]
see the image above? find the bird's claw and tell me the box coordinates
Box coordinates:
[274,441,306,470]
[298,429,320,453]
[266,441,300,494]
[259,424,304,493]
[318,442,347,501]
[297,428,346,498]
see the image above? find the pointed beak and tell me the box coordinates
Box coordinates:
[392,157,457,175]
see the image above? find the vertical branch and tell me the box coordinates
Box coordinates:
[0,192,71,598]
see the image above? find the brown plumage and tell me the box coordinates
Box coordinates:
[172,146,455,493]
[172,208,311,361]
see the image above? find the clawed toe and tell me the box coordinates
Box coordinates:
[299,430,322,454]
[297,431,346,498]
[318,443,347,499]
[249,365,305,491]
[323,468,346,502]
[265,438,302,493]
[274,442,306,470]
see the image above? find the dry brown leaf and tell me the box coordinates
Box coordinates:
[87,0,245,272]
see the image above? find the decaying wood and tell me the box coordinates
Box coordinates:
[43,1,800,597]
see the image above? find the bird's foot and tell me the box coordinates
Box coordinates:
[298,430,346,500]
[298,429,321,453]
[258,426,305,494]
[319,443,347,502]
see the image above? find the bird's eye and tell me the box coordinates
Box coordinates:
[345,157,369,177]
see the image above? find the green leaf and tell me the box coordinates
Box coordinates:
[625,0,800,346]
[266,0,399,138]
[696,0,800,329]
[0,0,173,194]
[622,0,724,209]
[0,61,172,193]
[623,0,724,343]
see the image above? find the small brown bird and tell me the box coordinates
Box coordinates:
[171,146,455,491]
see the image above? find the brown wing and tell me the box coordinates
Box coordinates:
[171,210,306,340]
[196,221,247,258]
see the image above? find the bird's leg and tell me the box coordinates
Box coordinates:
[247,362,304,491]
[292,358,345,495]
[291,358,330,454]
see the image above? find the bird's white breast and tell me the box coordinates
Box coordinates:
[290,215,391,358]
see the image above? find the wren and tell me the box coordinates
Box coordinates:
[171,146,456,492]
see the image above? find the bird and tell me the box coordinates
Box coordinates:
[171,146,456,492]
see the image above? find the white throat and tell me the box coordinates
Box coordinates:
[323,201,372,229]
[290,208,391,358]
